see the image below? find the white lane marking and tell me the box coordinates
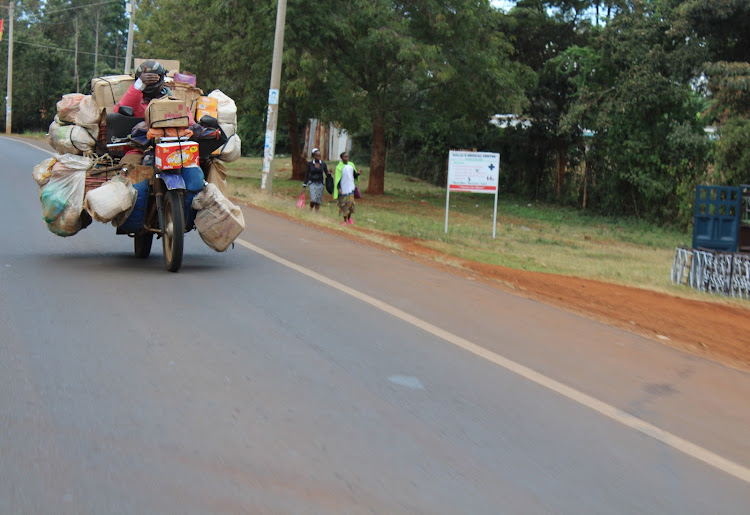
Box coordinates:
[256,238,750,483]
[0,135,55,156]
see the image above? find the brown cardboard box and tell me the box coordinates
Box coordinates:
[145,97,190,128]
[91,75,135,114]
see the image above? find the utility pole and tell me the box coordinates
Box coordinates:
[74,17,80,92]
[124,0,135,74]
[260,0,287,193]
[5,0,13,134]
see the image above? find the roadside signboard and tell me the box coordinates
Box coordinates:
[445,151,500,237]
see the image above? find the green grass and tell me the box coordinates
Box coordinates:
[225,156,708,300]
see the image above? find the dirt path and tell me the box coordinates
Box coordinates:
[379,233,750,373]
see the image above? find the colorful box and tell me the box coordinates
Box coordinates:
[155,141,199,171]
[146,97,190,128]
[195,96,218,122]
[173,72,197,86]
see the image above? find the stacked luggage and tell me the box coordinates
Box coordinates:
[32,71,246,253]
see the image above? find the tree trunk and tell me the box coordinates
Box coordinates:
[556,143,567,199]
[368,111,386,194]
[287,105,307,181]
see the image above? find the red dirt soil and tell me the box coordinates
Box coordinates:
[379,233,750,373]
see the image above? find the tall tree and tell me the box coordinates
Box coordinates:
[325,0,526,194]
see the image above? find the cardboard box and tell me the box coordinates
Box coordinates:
[91,75,135,114]
[195,96,219,122]
[155,141,199,171]
[146,97,190,128]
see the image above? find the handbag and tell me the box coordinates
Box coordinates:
[325,174,334,194]
[354,186,361,199]
[296,192,306,208]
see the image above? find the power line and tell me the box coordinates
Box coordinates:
[38,1,122,16]
[2,37,120,59]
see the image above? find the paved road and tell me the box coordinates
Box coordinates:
[2,136,750,514]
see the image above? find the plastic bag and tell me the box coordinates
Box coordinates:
[32,157,57,186]
[74,95,102,132]
[56,93,86,124]
[84,175,137,224]
[47,120,97,155]
[297,192,306,208]
[39,169,86,237]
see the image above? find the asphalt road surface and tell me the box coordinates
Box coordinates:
[2,136,750,514]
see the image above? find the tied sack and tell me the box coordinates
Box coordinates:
[48,119,97,155]
[38,154,91,237]
[191,183,245,252]
[84,175,137,224]
[207,89,237,138]
[212,133,241,163]
[56,93,86,124]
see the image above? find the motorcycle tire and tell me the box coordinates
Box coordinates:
[134,230,153,258]
[162,190,184,272]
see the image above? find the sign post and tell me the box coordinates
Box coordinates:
[445,150,500,238]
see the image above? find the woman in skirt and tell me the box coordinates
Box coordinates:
[302,148,331,211]
[336,152,359,225]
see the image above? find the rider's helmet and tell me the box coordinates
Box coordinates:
[135,60,167,99]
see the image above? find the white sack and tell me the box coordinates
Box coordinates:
[84,175,137,224]
[219,122,236,139]
[214,133,241,163]
[208,90,237,127]
[48,120,97,155]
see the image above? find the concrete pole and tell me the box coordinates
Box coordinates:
[5,0,13,134]
[260,0,287,193]
[124,0,135,74]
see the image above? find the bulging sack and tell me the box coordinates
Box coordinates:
[213,133,241,163]
[56,93,86,124]
[47,120,97,155]
[191,183,245,252]
[207,90,237,127]
[84,175,137,224]
[39,169,86,237]
[75,95,102,132]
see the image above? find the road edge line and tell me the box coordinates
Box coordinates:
[236,237,750,485]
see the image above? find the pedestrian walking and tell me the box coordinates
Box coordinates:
[333,152,359,201]
[302,148,331,211]
[335,151,359,225]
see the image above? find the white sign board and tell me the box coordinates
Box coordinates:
[447,151,499,192]
[445,151,500,237]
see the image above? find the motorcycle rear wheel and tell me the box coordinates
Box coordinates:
[134,230,153,258]
[162,190,184,272]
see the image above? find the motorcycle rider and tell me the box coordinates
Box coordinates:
[114,60,172,118]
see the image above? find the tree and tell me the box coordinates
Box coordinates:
[324,0,526,194]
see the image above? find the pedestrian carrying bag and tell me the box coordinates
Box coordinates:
[297,192,306,208]
[325,174,334,194]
